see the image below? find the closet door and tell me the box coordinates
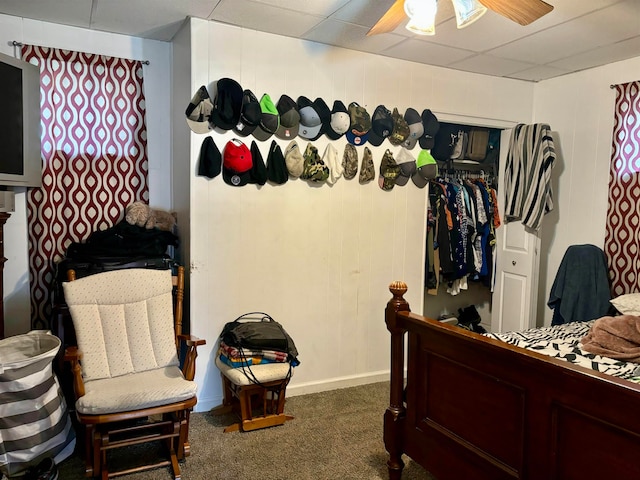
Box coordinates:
[491,129,541,332]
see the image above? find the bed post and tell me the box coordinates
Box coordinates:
[384,281,410,480]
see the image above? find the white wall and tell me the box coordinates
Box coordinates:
[533,56,640,327]
[187,18,535,411]
[0,14,172,336]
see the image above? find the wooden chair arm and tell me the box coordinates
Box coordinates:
[177,334,206,347]
[63,346,85,398]
[177,335,206,381]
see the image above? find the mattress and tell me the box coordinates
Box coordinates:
[485,320,640,383]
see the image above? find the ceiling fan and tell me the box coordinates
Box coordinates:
[367,0,554,36]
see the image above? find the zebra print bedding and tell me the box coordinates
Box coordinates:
[485,320,640,383]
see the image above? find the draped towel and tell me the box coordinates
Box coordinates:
[504,123,556,231]
[581,315,640,363]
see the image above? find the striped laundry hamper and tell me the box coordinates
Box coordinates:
[0,331,75,478]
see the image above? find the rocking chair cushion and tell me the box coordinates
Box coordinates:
[215,356,293,386]
[76,366,197,415]
[63,268,180,382]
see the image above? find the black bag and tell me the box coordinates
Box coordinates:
[220,312,299,365]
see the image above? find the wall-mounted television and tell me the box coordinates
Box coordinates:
[0,51,42,188]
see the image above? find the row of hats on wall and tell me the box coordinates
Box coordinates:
[198,136,438,190]
[185,78,441,150]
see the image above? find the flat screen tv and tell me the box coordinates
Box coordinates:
[0,51,42,188]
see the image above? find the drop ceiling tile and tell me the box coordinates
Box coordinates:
[250,0,350,17]
[549,35,640,72]
[382,37,474,67]
[449,53,536,77]
[0,0,92,29]
[92,0,217,40]
[508,65,572,82]
[303,18,406,54]
[211,0,323,38]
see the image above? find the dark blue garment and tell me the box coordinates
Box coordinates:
[547,244,611,325]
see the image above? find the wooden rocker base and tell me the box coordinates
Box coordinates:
[212,373,293,433]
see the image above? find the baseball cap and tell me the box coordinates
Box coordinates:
[395,148,416,186]
[266,140,288,185]
[367,105,394,147]
[222,139,252,187]
[323,144,343,185]
[301,143,329,183]
[284,140,304,178]
[185,85,214,134]
[342,144,358,180]
[379,149,401,191]
[412,149,438,188]
[403,108,424,150]
[388,107,410,146]
[233,89,261,137]
[419,109,440,149]
[253,94,280,141]
[275,94,300,140]
[358,147,375,184]
[248,140,267,185]
[346,102,371,146]
[297,96,322,141]
[325,100,351,140]
[197,136,221,179]
[210,78,243,131]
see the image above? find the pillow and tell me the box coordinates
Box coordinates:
[610,293,640,315]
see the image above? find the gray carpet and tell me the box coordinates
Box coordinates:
[57,382,434,479]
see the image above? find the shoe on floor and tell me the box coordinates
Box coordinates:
[24,457,58,480]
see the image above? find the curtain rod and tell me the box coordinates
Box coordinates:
[11,41,150,65]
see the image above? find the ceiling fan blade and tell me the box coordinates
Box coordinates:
[367,0,406,36]
[479,0,554,26]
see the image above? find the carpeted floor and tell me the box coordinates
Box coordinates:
[56,381,435,479]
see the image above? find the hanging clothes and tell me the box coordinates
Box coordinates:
[425,172,500,296]
[504,123,556,231]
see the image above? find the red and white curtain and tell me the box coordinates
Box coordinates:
[21,45,149,328]
[605,80,640,296]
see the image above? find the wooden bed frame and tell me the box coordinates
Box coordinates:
[384,281,640,480]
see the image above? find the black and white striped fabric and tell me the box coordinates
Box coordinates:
[486,321,640,383]
[504,123,556,231]
[0,332,76,477]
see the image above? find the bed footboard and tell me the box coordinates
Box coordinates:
[384,282,640,480]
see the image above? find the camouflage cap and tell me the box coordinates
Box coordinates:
[389,107,410,146]
[342,144,359,180]
[185,85,214,134]
[378,149,401,191]
[359,147,375,184]
[346,102,371,146]
[301,143,329,183]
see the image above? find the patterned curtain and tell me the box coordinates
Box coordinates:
[21,45,149,328]
[605,81,640,296]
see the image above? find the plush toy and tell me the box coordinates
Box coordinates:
[125,201,176,232]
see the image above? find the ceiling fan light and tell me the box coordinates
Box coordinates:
[406,17,436,35]
[452,0,488,29]
[404,0,437,36]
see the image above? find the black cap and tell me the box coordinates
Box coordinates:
[310,98,332,141]
[367,105,394,147]
[248,141,267,185]
[275,94,300,140]
[419,109,440,149]
[266,140,288,185]
[210,78,243,131]
[233,89,261,137]
[197,136,221,179]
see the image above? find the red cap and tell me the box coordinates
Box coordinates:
[223,140,252,173]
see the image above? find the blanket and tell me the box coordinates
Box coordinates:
[581,315,640,363]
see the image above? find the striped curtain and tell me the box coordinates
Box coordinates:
[605,81,640,296]
[21,46,149,329]
[0,332,75,476]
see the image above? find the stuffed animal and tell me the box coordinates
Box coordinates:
[125,201,176,232]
